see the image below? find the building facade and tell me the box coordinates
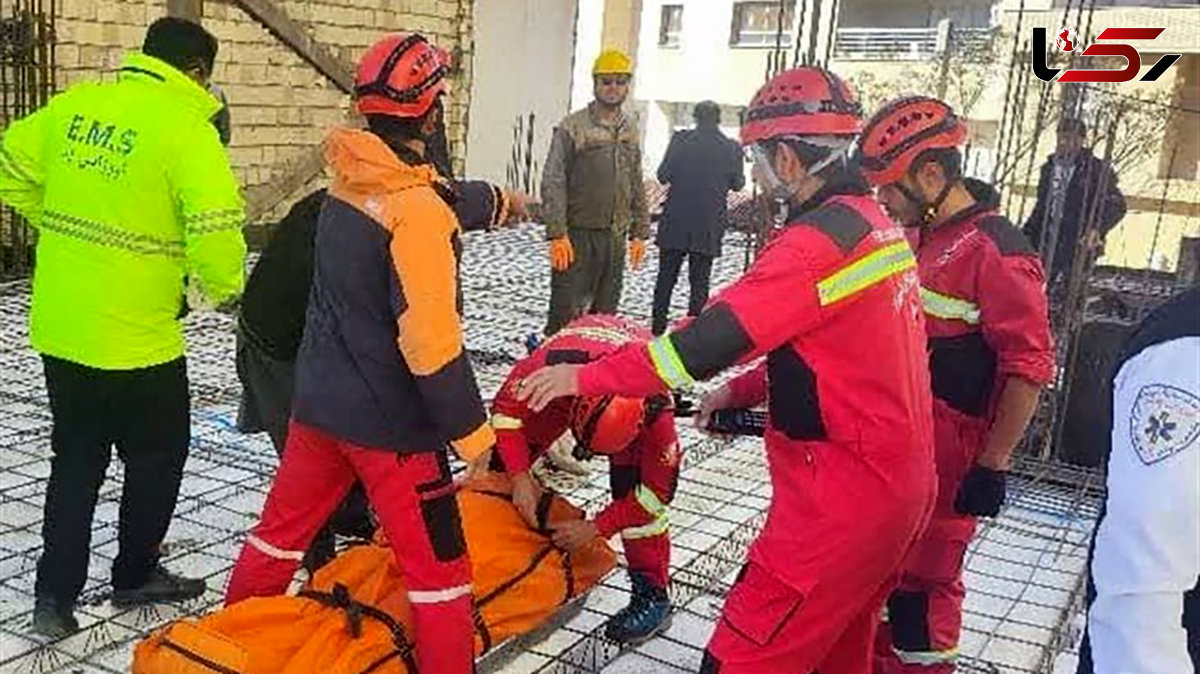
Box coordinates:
[602,0,1198,270]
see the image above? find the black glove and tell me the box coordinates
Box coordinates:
[706,408,768,437]
[954,465,1007,517]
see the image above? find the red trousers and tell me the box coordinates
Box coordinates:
[702,561,898,674]
[875,404,983,673]
[225,421,474,674]
[606,444,675,590]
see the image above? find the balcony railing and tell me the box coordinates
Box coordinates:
[833,25,996,61]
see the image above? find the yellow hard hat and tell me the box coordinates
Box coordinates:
[593,49,633,76]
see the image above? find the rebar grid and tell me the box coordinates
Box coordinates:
[0,224,1101,673]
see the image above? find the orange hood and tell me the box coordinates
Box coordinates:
[324,128,440,194]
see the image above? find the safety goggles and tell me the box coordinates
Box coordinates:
[747,143,790,200]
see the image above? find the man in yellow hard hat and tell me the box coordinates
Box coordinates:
[540,49,650,338]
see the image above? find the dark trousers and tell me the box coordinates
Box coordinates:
[545,228,627,336]
[652,249,714,335]
[235,335,372,570]
[36,355,190,607]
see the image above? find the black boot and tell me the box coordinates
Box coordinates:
[111,565,206,608]
[604,573,671,644]
[31,597,79,640]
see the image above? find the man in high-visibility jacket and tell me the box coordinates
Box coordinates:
[0,17,246,638]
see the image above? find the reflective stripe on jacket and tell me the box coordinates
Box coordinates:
[917,204,1055,422]
[0,52,246,369]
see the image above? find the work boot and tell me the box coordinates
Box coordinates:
[544,433,590,476]
[111,566,206,608]
[31,597,79,640]
[604,574,671,645]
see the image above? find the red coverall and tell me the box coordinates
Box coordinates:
[491,314,680,589]
[875,204,1055,672]
[570,192,937,673]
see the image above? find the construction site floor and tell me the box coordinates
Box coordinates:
[0,223,1102,673]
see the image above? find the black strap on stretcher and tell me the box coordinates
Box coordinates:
[299,583,420,674]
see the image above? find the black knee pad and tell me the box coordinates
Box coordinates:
[888,590,932,651]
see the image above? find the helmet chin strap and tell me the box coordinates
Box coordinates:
[895,179,953,228]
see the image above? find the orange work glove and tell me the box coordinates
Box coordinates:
[629,239,647,269]
[549,237,575,271]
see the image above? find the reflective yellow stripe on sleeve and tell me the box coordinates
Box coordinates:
[634,484,667,517]
[621,513,669,540]
[816,242,916,306]
[648,335,694,389]
[622,484,669,539]
[490,413,524,430]
[920,287,981,325]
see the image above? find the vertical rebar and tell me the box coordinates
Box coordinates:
[1046,106,1121,461]
[805,0,823,66]
[1,2,10,277]
[523,112,535,196]
[792,0,808,67]
[822,0,840,68]
[770,0,787,77]
[993,0,1026,185]
[1147,144,1178,271]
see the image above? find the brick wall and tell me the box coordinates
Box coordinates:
[52,0,475,223]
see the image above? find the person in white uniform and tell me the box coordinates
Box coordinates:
[1078,286,1199,674]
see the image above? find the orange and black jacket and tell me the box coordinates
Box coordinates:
[241,180,511,363]
[290,128,494,461]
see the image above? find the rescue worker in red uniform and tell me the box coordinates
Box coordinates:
[518,67,937,674]
[858,97,1056,673]
[224,34,493,674]
[491,314,679,644]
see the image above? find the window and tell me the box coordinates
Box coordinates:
[659,5,683,48]
[731,2,795,48]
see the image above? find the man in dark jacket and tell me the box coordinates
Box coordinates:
[651,101,745,335]
[236,127,528,575]
[1023,118,1126,296]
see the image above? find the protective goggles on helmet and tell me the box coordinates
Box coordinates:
[748,135,855,200]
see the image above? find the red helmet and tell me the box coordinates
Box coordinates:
[859,96,968,186]
[741,67,863,146]
[570,395,645,456]
[355,33,449,119]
